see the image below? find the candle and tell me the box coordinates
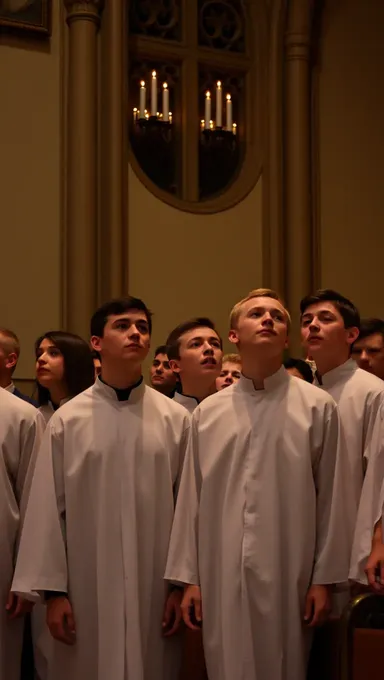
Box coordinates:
[133,107,138,122]
[209,119,214,130]
[232,122,237,135]
[169,111,173,124]
[163,82,169,121]
[139,81,146,119]
[226,94,232,130]
[151,71,157,116]
[216,81,222,128]
[200,119,205,130]
[205,92,211,129]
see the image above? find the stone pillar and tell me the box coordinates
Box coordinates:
[63,0,104,340]
[284,0,313,353]
[99,0,128,302]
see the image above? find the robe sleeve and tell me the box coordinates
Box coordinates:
[311,401,351,586]
[12,418,68,601]
[165,414,201,586]
[349,404,384,583]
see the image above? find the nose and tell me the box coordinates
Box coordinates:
[129,325,140,339]
[37,354,47,365]
[309,318,320,332]
[225,376,233,384]
[262,312,274,326]
[155,367,163,374]
[360,350,370,363]
[203,342,214,354]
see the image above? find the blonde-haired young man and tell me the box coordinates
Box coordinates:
[215,353,242,391]
[165,288,349,680]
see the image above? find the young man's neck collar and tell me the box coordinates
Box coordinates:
[180,377,217,403]
[241,355,283,390]
[100,365,142,391]
[314,351,351,378]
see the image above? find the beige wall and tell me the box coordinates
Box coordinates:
[128,166,263,355]
[318,0,384,316]
[0,9,63,379]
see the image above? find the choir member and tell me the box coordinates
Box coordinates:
[149,345,177,397]
[351,318,384,380]
[12,297,190,680]
[31,331,95,679]
[0,388,44,680]
[166,288,349,680]
[300,290,384,565]
[0,328,37,405]
[166,318,222,413]
[215,353,242,390]
[284,357,314,383]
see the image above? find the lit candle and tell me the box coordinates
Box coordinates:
[205,91,211,129]
[169,111,173,124]
[226,94,232,130]
[232,122,237,135]
[209,119,214,130]
[200,119,205,130]
[133,107,138,122]
[139,81,146,119]
[145,112,150,120]
[216,81,222,128]
[151,71,157,116]
[163,82,169,122]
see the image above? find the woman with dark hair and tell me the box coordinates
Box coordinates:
[32,331,94,679]
[35,331,95,421]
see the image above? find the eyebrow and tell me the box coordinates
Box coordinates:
[112,316,148,325]
[248,305,285,315]
[187,335,220,344]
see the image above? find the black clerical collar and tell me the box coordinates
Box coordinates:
[100,376,143,401]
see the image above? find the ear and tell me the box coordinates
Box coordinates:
[5,352,18,371]
[346,326,360,346]
[169,359,181,375]
[228,329,239,346]
[91,336,102,353]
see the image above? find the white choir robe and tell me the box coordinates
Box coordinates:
[173,391,199,414]
[165,368,350,680]
[0,388,44,680]
[350,402,384,583]
[12,379,190,680]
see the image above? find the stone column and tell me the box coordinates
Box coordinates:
[63,0,104,340]
[284,0,313,353]
[99,0,128,302]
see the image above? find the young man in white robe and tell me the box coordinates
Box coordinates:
[300,290,384,575]
[166,317,223,414]
[11,296,190,680]
[165,288,349,680]
[0,387,43,680]
[215,352,242,390]
[149,344,177,397]
[351,317,384,381]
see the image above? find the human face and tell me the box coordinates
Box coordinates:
[36,338,65,388]
[300,301,358,359]
[229,297,288,355]
[91,310,150,365]
[150,353,176,390]
[216,361,242,390]
[351,333,384,380]
[170,327,222,381]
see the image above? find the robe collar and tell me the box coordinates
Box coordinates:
[93,375,145,403]
[173,391,199,414]
[237,365,289,394]
[316,358,357,389]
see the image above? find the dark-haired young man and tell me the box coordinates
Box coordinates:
[166,318,223,414]
[150,345,177,397]
[300,290,384,602]
[12,297,190,680]
[351,318,384,381]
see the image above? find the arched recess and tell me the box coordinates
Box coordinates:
[128,0,268,214]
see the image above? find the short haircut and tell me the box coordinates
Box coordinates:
[355,318,384,342]
[166,317,222,361]
[35,331,95,406]
[230,288,291,329]
[284,357,314,383]
[90,297,153,337]
[154,344,168,358]
[0,328,20,357]
[222,353,242,365]
[300,289,360,329]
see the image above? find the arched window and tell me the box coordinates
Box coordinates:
[128,0,265,213]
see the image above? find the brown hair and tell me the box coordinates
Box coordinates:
[222,353,242,364]
[230,288,291,329]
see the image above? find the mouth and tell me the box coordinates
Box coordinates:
[125,344,142,350]
[37,368,49,374]
[201,357,217,366]
[308,336,322,343]
[257,329,276,336]
[152,375,164,381]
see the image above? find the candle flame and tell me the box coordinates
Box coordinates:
[140,81,145,87]
[226,94,231,101]
[209,120,214,129]
[152,71,157,78]
[205,91,211,98]
[163,82,168,89]
[217,81,222,88]
[133,107,138,112]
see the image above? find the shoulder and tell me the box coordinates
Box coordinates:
[0,388,38,430]
[144,386,191,424]
[13,388,38,407]
[288,376,337,416]
[49,387,94,429]
[352,367,384,395]
[193,387,235,421]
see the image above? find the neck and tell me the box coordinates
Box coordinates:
[314,352,350,378]
[241,354,282,390]
[49,384,69,407]
[180,376,217,402]
[0,375,12,389]
[101,364,142,390]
